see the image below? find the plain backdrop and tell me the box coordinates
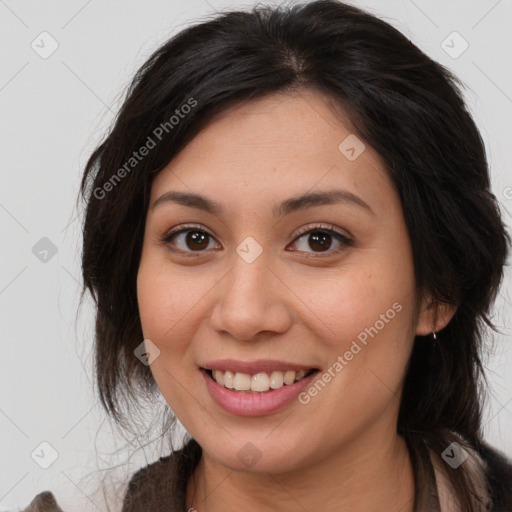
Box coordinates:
[1,0,511,510]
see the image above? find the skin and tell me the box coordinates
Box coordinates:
[136,89,456,511]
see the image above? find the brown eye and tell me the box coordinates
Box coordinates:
[182,230,209,251]
[163,226,219,254]
[288,224,353,257]
[162,223,352,258]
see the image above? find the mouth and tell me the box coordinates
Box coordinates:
[200,364,321,416]
[201,367,320,394]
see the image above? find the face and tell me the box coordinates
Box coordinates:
[137,89,433,474]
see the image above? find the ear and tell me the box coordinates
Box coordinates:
[415,294,457,336]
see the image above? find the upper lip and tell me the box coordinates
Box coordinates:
[201,359,318,374]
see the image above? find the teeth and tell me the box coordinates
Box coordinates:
[283,370,295,385]
[233,372,251,391]
[213,370,224,386]
[251,373,270,392]
[296,369,306,380]
[269,370,283,389]
[210,369,313,392]
[223,370,234,389]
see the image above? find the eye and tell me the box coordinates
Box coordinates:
[287,223,352,257]
[161,223,352,258]
[162,224,219,256]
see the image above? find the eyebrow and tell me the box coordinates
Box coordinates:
[152,189,375,217]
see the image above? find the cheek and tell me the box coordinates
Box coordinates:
[136,255,215,353]
[136,257,204,411]
[297,250,417,409]
[304,258,415,347]
[293,282,415,440]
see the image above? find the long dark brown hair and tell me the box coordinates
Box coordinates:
[78,1,510,510]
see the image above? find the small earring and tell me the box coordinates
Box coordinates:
[432,330,437,341]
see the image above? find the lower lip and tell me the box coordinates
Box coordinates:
[201,369,319,416]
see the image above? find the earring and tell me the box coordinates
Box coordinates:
[432,330,437,341]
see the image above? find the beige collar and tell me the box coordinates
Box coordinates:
[429,446,492,512]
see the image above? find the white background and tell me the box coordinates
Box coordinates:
[1,0,511,510]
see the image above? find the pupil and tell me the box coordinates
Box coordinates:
[184,230,332,252]
[187,231,208,250]
[310,232,330,251]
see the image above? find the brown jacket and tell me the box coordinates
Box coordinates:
[20,438,512,512]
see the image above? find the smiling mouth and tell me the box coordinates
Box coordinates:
[203,368,319,393]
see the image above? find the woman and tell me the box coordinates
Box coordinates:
[22,0,512,511]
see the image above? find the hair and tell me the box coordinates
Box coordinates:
[79,1,510,510]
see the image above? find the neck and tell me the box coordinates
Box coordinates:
[186,430,415,512]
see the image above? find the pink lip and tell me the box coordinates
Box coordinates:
[201,359,317,374]
[201,368,319,416]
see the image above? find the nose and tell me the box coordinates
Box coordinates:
[209,249,293,342]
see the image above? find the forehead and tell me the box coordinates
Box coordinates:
[150,90,395,216]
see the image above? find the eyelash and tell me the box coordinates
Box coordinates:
[161,223,353,259]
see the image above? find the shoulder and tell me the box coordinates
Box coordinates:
[477,442,512,511]
[20,490,65,512]
[125,454,174,488]
[121,439,202,512]
[427,438,511,512]
[121,455,175,511]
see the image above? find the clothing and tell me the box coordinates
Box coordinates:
[19,437,512,511]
